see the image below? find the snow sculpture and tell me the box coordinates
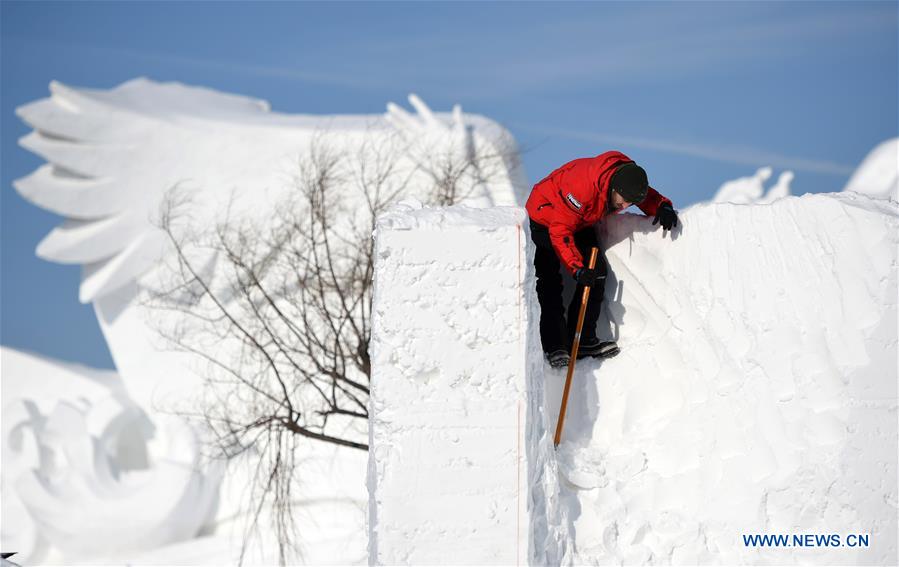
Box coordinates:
[14,79,524,304]
[9,78,528,564]
[367,202,564,565]
[842,137,898,201]
[1,347,220,564]
[13,78,525,406]
[712,166,793,204]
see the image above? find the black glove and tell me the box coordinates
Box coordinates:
[574,267,600,287]
[652,202,678,230]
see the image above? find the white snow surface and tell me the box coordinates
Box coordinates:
[548,191,897,565]
[367,202,565,564]
[842,137,898,201]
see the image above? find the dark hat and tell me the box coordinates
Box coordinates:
[611,162,649,203]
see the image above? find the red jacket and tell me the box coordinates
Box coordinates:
[525,151,672,274]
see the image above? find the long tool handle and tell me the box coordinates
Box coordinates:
[554,247,599,448]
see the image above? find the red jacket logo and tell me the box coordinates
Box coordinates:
[565,193,583,210]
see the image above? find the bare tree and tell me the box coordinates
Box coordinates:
[146,126,518,564]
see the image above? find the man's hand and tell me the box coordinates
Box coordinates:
[652,202,678,230]
[574,267,600,287]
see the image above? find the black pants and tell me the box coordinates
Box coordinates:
[529,219,607,353]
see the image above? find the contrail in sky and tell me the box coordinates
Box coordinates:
[513,124,855,177]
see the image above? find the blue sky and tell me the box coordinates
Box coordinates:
[2,1,897,369]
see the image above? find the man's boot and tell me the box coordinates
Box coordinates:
[576,337,620,359]
[545,349,570,369]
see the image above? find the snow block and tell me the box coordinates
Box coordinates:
[368,202,562,565]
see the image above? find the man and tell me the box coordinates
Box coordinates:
[525,151,678,368]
